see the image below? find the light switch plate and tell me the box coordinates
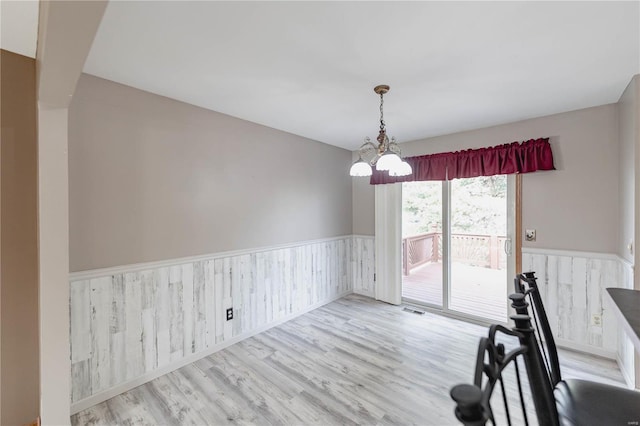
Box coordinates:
[525,229,536,242]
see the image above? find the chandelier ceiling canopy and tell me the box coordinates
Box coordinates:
[350,85,412,177]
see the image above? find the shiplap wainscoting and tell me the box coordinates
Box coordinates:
[70,236,375,413]
[522,249,632,363]
[616,260,636,388]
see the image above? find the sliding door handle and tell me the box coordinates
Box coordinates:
[504,238,512,256]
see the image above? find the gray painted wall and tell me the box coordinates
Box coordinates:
[618,76,637,264]
[617,75,640,388]
[69,74,352,272]
[352,104,620,254]
[351,167,375,236]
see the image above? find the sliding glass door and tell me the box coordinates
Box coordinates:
[449,176,508,322]
[401,176,513,323]
[401,181,443,307]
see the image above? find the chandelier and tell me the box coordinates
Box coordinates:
[349,85,412,177]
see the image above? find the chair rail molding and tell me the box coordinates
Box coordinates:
[70,235,356,281]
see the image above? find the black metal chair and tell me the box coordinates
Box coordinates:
[514,272,640,426]
[450,315,559,425]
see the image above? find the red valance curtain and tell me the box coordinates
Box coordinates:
[370,138,555,185]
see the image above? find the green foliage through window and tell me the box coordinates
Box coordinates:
[402,176,506,238]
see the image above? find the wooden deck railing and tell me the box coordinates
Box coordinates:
[402,232,507,275]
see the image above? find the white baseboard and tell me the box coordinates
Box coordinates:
[616,352,636,390]
[353,289,375,298]
[555,338,616,360]
[70,290,353,414]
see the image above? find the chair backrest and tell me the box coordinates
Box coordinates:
[450,324,531,425]
[450,317,559,426]
[513,272,562,387]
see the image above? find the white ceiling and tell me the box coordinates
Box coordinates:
[84,1,640,151]
[0,0,39,58]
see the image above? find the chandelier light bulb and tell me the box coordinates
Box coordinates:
[349,159,373,177]
[389,160,413,177]
[375,151,401,171]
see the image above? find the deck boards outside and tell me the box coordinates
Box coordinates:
[402,262,507,322]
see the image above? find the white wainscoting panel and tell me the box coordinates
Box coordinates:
[615,259,636,388]
[70,236,363,411]
[522,249,626,360]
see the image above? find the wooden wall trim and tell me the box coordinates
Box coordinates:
[1,49,40,426]
[516,173,522,273]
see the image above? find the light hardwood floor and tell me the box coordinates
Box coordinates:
[72,294,627,426]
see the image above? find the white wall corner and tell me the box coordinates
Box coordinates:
[38,106,71,425]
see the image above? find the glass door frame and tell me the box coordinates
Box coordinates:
[397,175,520,326]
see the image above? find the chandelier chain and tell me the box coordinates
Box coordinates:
[379,92,385,132]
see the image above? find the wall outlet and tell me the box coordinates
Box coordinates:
[525,229,536,242]
[226,308,233,321]
[591,314,602,326]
